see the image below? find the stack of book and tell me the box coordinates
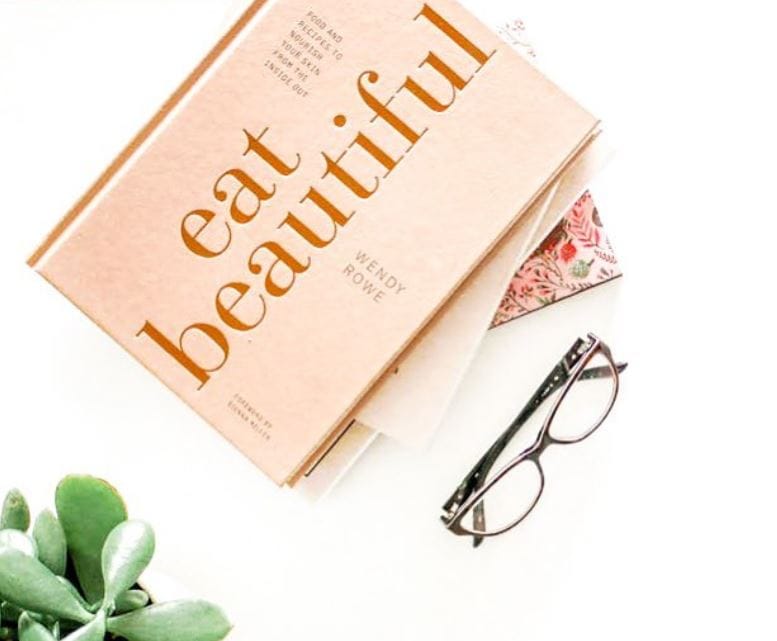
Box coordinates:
[28,0,619,496]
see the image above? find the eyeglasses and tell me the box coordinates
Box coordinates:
[441,333,627,547]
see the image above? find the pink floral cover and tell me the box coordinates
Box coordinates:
[492,191,621,327]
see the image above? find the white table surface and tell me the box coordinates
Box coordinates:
[1,1,774,639]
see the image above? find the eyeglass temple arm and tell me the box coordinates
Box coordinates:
[580,362,628,381]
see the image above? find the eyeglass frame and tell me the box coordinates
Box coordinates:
[441,333,626,546]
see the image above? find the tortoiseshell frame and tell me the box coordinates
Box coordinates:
[441,333,626,547]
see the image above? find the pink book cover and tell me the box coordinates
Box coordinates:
[28,0,598,485]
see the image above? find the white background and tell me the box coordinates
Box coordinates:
[1,1,775,639]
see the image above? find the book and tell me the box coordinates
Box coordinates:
[28,0,598,485]
[492,190,622,326]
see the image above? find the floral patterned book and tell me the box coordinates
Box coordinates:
[492,191,621,327]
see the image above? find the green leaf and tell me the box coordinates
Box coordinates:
[101,521,154,608]
[113,590,149,615]
[1,490,31,532]
[61,611,105,641]
[19,612,56,641]
[107,601,231,641]
[0,529,37,558]
[0,548,91,624]
[33,511,67,576]
[55,476,127,604]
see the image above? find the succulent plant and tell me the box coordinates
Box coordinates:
[0,477,231,641]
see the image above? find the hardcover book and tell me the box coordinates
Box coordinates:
[492,190,622,327]
[29,0,598,485]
